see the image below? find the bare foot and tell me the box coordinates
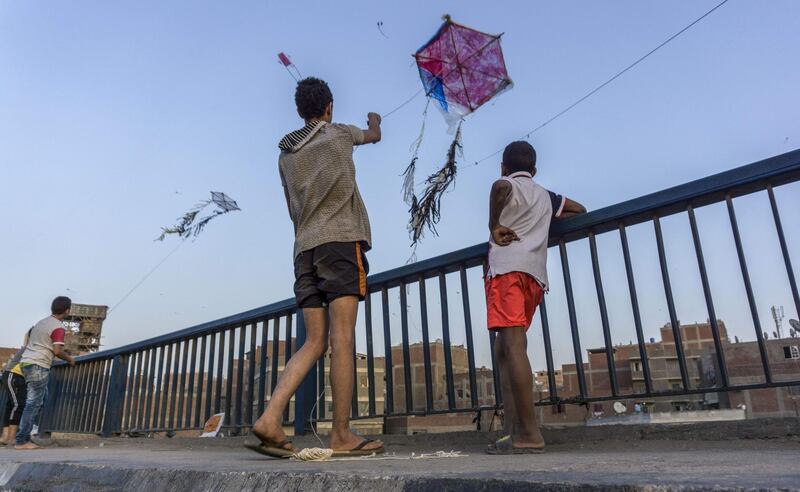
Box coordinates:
[329,429,383,452]
[14,442,41,450]
[510,431,545,449]
[251,418,296,453]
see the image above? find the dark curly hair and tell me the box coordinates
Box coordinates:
[502,141,537,174]
[51,296,72,315]
[295,77,333,120]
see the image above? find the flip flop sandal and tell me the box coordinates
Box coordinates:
[486,436,545,455]
[245,438,295,459]
[331,438,385,457]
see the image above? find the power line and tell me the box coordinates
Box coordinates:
[470,0,731,167]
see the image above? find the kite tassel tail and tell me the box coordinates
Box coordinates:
[402,158,417,205]
[406,121,462,249]
[401,98,430,205]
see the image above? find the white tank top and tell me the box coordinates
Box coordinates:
[486,171,564,290]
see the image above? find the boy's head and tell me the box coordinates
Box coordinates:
[51,296,72,316]
[295,77,333,123]
[501,141,537,176]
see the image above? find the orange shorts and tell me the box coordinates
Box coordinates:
[485,272,544,331]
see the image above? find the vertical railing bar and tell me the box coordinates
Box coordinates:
[195,336,207,428]
[98,358,118,432]
[144,347,158,431]
[489,331,502,408]
[86,359,105,434]
[176,341,190,430]
[538,297,558,400]
[79,361,98,433]
[89,360,106,433]
[204,333,216,422]
[96,359,113,434]
[152,346,166,430]
[225,329,236,427]
[687,205,730,388]
[381,287,394,415]
[257,320,269,418]
[619,224,654,394]
[54,366,73,431]
[169,341,183,431]
[76,362,92,432]
[247,323,257,426]
[399,282,413,413]
[653,216,691,390]
[418,276,434,412]
[214,332,225,415]
[559,240,588,399]
[120,354,139,433]
[283,315,293,424]
[726,195,772,383]
[137,349,152,430]
[159,344,174,430]
[351,342,359,418]
[459,265,479,409]
[69,363,89,431]
[119,356,135,431]
[589,233,620,397]
[129,353,143,431]
[236,325,247,429]
[185,338,198,429]
[767,184,800,321]
[317,349,326,421]
[270,317,281,400]
[364,294,376,417]
[438,271,456,411]
[50,367,66,431]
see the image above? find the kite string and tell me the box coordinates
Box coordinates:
[469,0,731,167]
[382,89,424,119]
[108,238,186,314]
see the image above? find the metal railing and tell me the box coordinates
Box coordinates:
[19,149,800,436]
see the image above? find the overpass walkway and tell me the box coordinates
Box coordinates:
[1,419,798,491]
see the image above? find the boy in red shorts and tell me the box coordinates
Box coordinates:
[485,141,585,454]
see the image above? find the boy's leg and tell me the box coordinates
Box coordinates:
[327,296,382,451]
[497,328,544,448]
[494,336,515,436]
[15,366,49,449]
[252,307,328,448]
[3,374,25,445]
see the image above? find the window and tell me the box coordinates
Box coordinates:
[783,346,800,360]
[632,362,642,372]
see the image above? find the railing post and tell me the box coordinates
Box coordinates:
[293,311,316,436]
[101,355,129,437]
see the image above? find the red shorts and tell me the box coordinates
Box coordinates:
[485,272,544,331]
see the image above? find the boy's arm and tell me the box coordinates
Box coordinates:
[53,345,75,366]
[489,179,519,246]
[555,197,587,220]
[361,112,382,144]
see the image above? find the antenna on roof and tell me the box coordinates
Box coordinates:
[771,305,785,339]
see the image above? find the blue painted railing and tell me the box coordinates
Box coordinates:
[3,149,796,436]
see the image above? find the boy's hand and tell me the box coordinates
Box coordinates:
[362,113,382,144]
[492,225,519,246]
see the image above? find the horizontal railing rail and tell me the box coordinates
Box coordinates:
[33,148,800,437]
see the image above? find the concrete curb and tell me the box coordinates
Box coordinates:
[0,462,795,492]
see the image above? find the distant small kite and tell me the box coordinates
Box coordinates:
[278,52,303,82]
[156,191,241,241]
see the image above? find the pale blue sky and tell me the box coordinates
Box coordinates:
[2,1,799,371]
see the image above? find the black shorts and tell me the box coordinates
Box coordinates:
[294,242,369,309]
